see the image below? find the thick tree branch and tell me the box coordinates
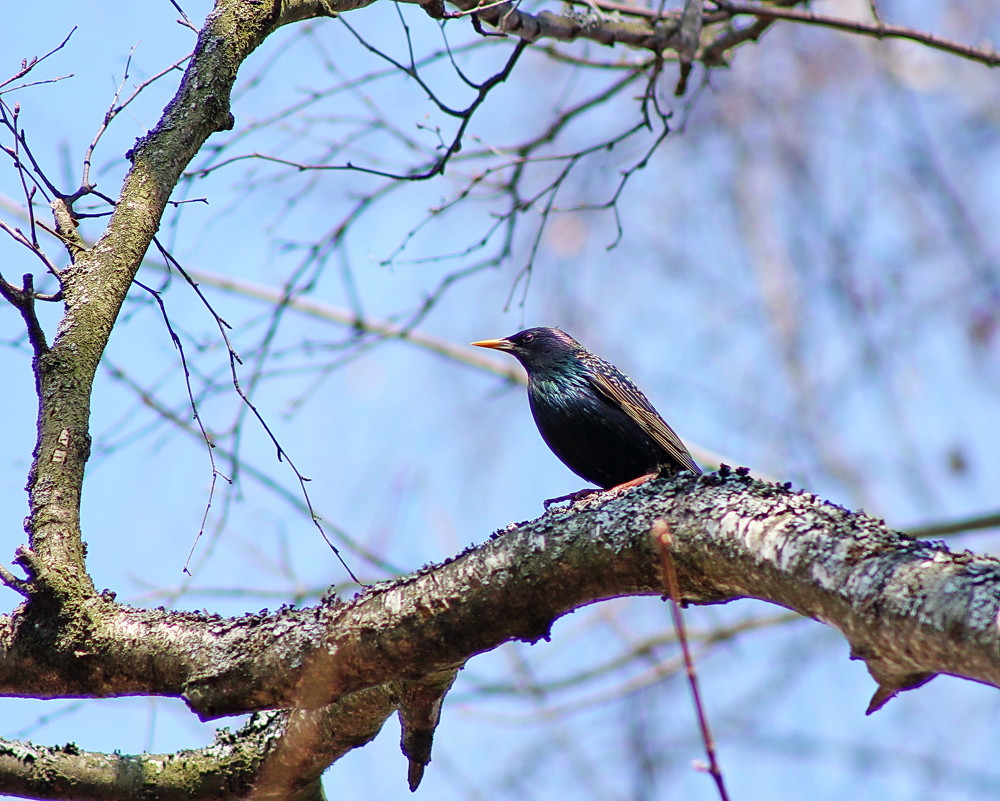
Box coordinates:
[0,686,394,801]
[2,473,998,723]
[2,473,998,795]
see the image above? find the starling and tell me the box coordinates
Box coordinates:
[472,327,700,503]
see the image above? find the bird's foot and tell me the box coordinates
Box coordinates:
[543,474,657,510]
[543,488,601,510]
[604,472,658,494]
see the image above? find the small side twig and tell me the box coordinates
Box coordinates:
[710,0,1000,67]
[674,0,703,95]
[337,19,528,181]
[76,47,192,198]
[0,218,64,279]
[168,0,199,32]
[0,99,61,201]
[441,0,511,20]
[0,272,51,354]
[905,509,1000,540]
[652,517,730,801]
[131,277,233,576]
[152,238,363,586]
[0,563,31,599]
[0,27,76,95]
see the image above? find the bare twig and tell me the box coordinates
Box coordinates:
[460,611,798,704]
[78,49,192,196]
[153,239,362,585]
[0,272,50,354]
[0,101,72,282]
[131,277,233,575]
[192,27,527,187]
[0,27,76,95]
[905,510,1000,540]
[0,100,61,201]
[0,219,62,279]
[101,359,399,578]
[338,20,529,181]
[168,0,199,31]
[653,518,730,801]
[504,109,659,305]
[440,0,511,19]
[711,0,1000,66]
[0,563,31,598]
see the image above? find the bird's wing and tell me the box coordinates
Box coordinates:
[587,364,701,474]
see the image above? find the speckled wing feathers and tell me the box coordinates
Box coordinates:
[585,359,701,475]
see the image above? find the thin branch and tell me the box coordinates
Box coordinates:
[441,0,511,19]
[460,611,797,701]
[0,101,70,281]
[77,50,193,196]
[712,0,1000,66]
[153,239,362,585]
[0,100,60,201]
[102,357,400,578]
[906,510,1000,540]
[338,20,529,180]
[0,272,51,354]
[131,276,233,575]
[653,518,730,801]
[0,27,76,94]
[0,219,62,279]
[701,12,779,65]
[0,564,31,599]
[168,0,199,32]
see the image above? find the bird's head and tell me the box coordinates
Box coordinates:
[471,327,582,372]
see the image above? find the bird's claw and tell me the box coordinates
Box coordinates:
[543,474,659,510]
[543,488,601,510]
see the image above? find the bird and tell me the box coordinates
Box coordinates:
[472,327,700,506]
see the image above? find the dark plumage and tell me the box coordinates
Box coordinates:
[472,327,700,493]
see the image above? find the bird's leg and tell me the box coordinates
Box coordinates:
[543,473,658,510]
[543,488,601,510]
[604,472,658,494]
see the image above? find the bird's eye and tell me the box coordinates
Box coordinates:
[521,332,534,343]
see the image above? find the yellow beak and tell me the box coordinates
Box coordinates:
[470,338,513,351]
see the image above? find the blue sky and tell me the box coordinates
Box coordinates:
[3,0,1000,798]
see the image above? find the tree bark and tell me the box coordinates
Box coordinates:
[2,471,999,798]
